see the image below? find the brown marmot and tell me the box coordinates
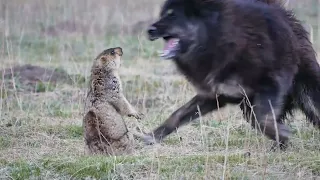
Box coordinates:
[83,47,144,155]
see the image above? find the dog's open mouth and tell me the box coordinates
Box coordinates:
[159,37,180,59]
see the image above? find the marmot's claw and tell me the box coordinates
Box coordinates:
[128,111,144,120]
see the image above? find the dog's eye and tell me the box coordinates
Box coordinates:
[111,50,115,55]
[167,9,174,16]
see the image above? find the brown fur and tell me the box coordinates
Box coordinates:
[83,47,143,155]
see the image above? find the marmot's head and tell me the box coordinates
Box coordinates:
[93,47,123,71]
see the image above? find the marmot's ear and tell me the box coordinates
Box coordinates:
[100,56,108,63]
[114,47,123,56]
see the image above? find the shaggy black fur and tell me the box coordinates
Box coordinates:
[145,0,320,150]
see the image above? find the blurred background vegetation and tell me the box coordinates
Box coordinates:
[1,0,319,52]
[287,0,320,51]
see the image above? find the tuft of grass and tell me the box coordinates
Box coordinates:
[42,156,142,179]
[44,125,83,139]
[0,136,12,150]
[6,153,318,179]
[65,125,83,138]
[45,100,73,118]
[35,81,57,92]
[37,154,251,179]
[0,159,8,166]
[7,161,42,180]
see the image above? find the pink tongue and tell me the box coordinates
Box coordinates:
[164,39,176,51]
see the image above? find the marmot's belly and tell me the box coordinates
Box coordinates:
[86,133,132,156]
[96,103,128,140]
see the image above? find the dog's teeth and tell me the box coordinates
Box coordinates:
[172,40,179,46]
[158,50,165,57]
[157,51,165,56]
[159,50,170,58]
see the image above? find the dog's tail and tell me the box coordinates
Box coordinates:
[293,55,320,128]
[283,11,320,128]
[254,0,287,6]
[255,0,278,4]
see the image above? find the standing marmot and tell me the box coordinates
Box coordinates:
[83,47,143,155]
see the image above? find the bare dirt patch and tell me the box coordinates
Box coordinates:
[0,64,84,93]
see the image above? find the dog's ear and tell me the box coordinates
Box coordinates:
[185,0,224,17]
[184,0,202,16]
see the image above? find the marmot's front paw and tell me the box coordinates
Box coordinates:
[128,111,144,120]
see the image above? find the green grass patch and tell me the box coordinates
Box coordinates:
[38,154,253,179]
[163,136,182,145]
[3,140,320,179]
[40,155,155,179]
[7,160,42,180]
[0,158,8,166]
[35,81,57,92]
[44,100,73,118]
[44,125,83,139]
[0,136,12,150]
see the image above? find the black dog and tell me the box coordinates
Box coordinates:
[145,0,320,150]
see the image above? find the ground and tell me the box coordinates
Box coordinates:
[0,0,320,179]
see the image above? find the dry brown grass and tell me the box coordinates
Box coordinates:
[0,0,320,179]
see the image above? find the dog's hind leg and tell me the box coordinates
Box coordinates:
[241,80,293,150]
[143,95,238,145]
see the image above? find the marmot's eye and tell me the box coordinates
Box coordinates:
[111,50,115,55]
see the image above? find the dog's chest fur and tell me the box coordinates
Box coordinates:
[195,75,253,98]
[175,61,253,98]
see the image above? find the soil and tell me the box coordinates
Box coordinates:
[0,64,83,93]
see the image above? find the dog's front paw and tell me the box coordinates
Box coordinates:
[128,111,144,120]
[143,134,159,145]
[270,141,290,152]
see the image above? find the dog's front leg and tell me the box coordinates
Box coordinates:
[143,95,228,145]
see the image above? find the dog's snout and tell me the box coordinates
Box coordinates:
[147,26,157,36]
[147,25,161,41]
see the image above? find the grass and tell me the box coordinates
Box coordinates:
[3,152,320,179]
[0,0,320,179]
